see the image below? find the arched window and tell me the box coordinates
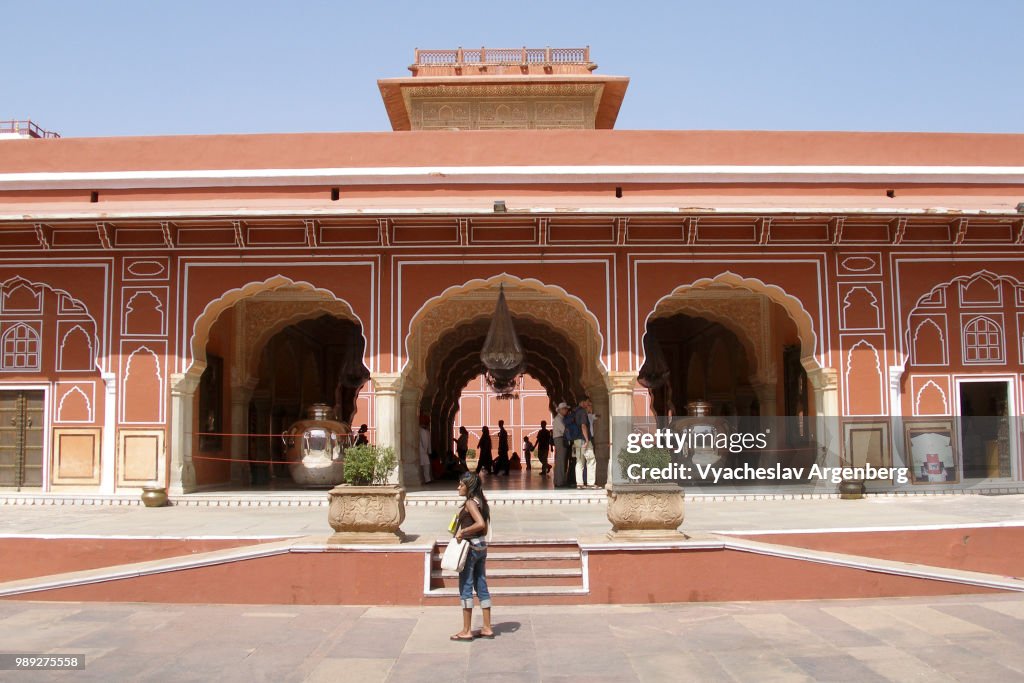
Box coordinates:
[963,317,1002,364]
[2,323,40,370]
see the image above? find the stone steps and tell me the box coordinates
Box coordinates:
[426,540,586,597]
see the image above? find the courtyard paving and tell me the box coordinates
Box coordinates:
[1,594,1023,681]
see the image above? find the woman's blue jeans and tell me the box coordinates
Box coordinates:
[458,540,491,609]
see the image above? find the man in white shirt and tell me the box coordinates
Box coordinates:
[571,397,597,489]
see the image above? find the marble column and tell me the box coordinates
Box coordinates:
[372,373,403,485]
[250,391,272,485]
[399,378,424,486]
[100,372,116,493]
[229,378,258,485]
[888,365,907,470]
[169,371,202,494]
[806,366,840,469]
[606,371,638,486]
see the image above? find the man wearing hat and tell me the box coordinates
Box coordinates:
[552,402,571,487]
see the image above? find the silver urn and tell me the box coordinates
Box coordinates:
[671,400,730,470]
[281,403,352,488]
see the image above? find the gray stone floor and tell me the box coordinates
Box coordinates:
[1,493,1022,540]
[1,594,1023,682]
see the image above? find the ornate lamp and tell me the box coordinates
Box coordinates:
[480,284,525,397]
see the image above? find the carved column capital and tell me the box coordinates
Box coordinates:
[170,371,202,395]
[606,371,638,395]
[371,372,404,395]
[888,366,905,394]
[805,367,838,392]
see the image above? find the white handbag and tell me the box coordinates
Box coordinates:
[441,537,470,572]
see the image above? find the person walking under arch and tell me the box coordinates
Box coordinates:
[535,420,552,476]
[522,434,535,471]
[475,426,493,474]
[494,420,511,475]
[454,426,469,469]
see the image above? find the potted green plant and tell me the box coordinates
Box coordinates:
[327,445,406,543]
[606,446,685,541]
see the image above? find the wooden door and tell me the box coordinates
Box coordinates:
[0,390,45,488]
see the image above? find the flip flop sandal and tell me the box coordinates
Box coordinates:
[450,634,475,642]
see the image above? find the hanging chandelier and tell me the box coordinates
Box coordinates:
[480,284,525,397]
[637,331,670,389]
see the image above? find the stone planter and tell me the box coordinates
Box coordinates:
[606,483,685,541]
[327,484,406,543]
[140,485,168,508]
[839,478,866,500]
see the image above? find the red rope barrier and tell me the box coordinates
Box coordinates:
[191,454,326,465]
[195,431,353,438]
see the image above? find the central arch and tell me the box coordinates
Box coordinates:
[401,275,608,487]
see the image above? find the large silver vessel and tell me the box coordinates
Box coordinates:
[281,403,352,487]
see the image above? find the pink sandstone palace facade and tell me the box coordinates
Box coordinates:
[1,47,1023,496]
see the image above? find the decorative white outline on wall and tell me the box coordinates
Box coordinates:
[121,344,165,424]
[57,293,86,315]
[913,378,950,416]
[843,337,886,416]
[840,285,882,330]
[56,322,96,372]
[0,322,42,372]
[910,316,948,367]
[838,254,881,276]
[0,279,43,314]
[0,274,104,373]
[959,275,1003,307]
[124,257,169,281]
[918,288,946,308]
[961,313,1005,366]
[123,289,167,337]
[56,384,94,423]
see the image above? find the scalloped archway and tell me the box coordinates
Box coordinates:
[171,275,370,493]
[399,275,609,487]
[644,272,819,372]
[640,272,828,460]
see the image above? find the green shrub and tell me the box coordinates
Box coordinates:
[343,445,397,486]
[617,446,673,482]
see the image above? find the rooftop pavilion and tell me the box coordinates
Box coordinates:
[378,46,629,131]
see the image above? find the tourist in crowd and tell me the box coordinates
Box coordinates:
[522,435,534,471]
[535,420,552,476]
[353,423,369,447]
[494,420,510,475]
[454,426,469,468]
[419,415,433,485]
[475,426,493,474]
[450,471,493,641]
[571,397,597,489]
[553,403,570,487]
